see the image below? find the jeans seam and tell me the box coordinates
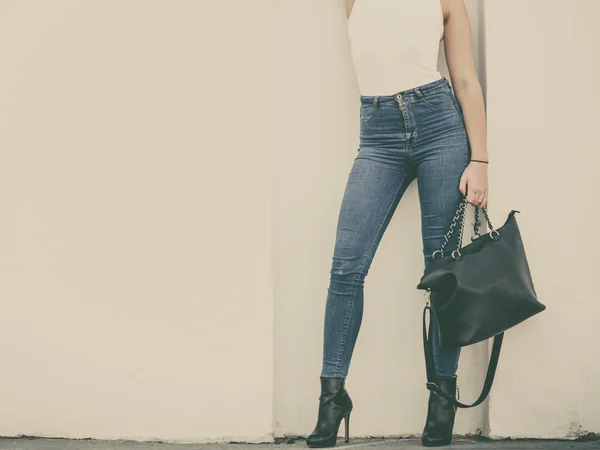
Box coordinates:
[449,90,465,120]
[332,173,412,377]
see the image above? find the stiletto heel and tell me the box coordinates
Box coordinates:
[306,377,353,448]
[343,412,350,443]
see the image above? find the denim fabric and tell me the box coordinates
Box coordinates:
[320,76,470,379]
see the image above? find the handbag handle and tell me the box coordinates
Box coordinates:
[433,195,498,260]
[422,302,503,409]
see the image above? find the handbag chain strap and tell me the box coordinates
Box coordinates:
[435,195,498,259]
[422,300,504,409]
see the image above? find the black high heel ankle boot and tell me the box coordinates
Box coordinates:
[421,375,458,447]
[306,376,353,448]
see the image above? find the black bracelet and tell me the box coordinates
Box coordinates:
[470,159,489,164]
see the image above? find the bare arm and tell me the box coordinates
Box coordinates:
[442,0,489,208]
[345,0,356,20]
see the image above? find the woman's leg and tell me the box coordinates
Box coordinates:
[415,122,470,378]
[320,146,415,379]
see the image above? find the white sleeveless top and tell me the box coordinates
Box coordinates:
[348,0,445,95]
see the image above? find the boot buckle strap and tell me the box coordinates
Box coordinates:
[426,382,438,391]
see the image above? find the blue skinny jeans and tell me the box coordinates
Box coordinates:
[320,76,470,379]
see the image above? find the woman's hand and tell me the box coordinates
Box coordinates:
[459,161,488,208]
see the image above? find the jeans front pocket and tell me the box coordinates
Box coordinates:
[359,103,378,126]
[420,89,457,110]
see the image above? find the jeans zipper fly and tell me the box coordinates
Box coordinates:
[395,93,410,160]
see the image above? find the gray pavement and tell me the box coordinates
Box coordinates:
[0,436,598,450]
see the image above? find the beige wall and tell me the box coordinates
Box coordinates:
[1,0,598,443]
[0,0,273,443]
[484,0,600,439]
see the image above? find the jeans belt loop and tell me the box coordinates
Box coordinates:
[373,96,379,110]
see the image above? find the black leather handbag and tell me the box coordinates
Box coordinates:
[416,195,546,408]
